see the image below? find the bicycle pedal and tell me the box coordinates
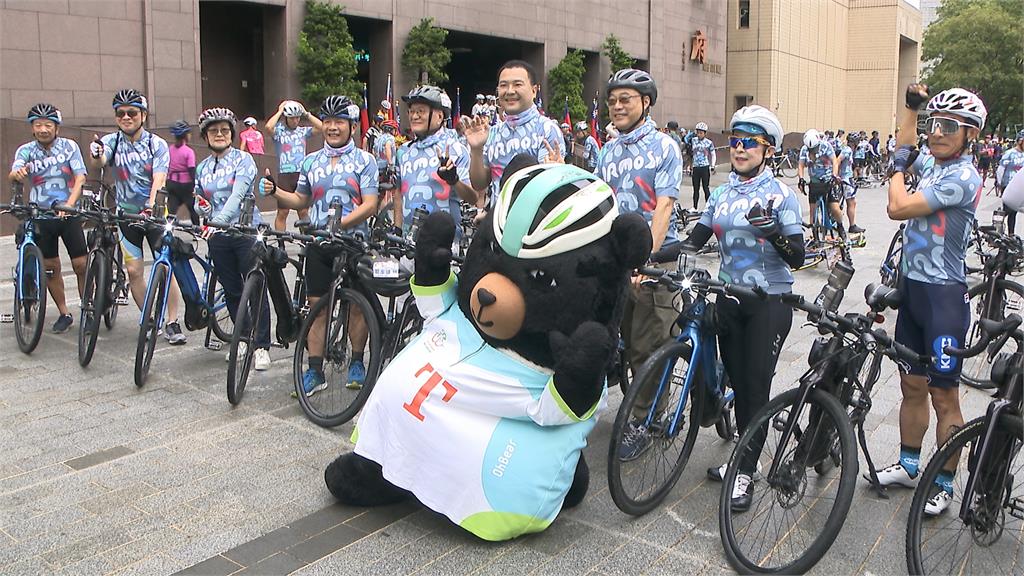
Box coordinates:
[116,295,129,305]
[206,341,223,351]
[1009,497,1024,520]
[0,313,13,323]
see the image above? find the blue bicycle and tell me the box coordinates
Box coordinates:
[799,179,861,270]
[1,183,49,354]
[607,257,756,515]
[128,211,231,387]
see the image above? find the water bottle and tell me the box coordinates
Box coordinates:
[409,205,429,242]
[810,260,855,328]
[328,198,344,235]
[238,195,255,227]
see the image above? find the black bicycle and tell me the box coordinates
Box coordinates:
[906,314,1024,575]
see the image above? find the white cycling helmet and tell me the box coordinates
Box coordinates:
[695,122,709,131]
[282,101,304,118]
[243,116,257,127]
[803,129,823,149]
[493,164,618,259]
[476,93,485,101]
[926,88,987,130]
[729,105,784,148]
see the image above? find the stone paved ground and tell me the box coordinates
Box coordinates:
[0,173,1007,575]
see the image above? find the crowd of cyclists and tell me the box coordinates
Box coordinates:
[6,55,1022,573]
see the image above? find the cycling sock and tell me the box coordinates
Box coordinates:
[308,356,323,373]
[936,469,954,495]
[352,351,364,363]
[899,444,921,477]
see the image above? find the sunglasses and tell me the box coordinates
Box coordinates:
[115,109,140,119]
[729,135,771,149]
[207,127,232,136]
[924,116,974,136]
[606,94,642,107]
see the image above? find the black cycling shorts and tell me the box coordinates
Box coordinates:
[304,242,346,297]
[117,221,164,262]
[894,278,970,388]
[807,181,841,206]
[853,157,867,168]
[34,217,88,260]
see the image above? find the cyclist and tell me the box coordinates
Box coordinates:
[571,121,599,172]
[839,133,865,233]
[261,95,378,395]
[852,133,870,179]
[8,103,87,334]
[88,89,185,344]
[690,121,717,209]
[265,100,323,231]
[560,122,573,162]
[486,94,500,124]
[871,84,985,516]
[194,107,271,370]
[886,132,897,165]
[238,117,265,156]
[471,94,487,117]
[394,85,477,232]
[662,105,804,511]
[166,121,198,226]
[828,129,841,153]
[463,60,563,209]
[593,69,682,460]
[869,130,882,164]
[374,119,398,207]
[797,128,845,245]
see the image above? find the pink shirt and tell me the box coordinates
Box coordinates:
[240,128,265,155]
[167,142,196,184]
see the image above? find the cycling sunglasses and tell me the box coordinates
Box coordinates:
[924,116,974,136]
[729,135,772,149]
[115,109,141,119]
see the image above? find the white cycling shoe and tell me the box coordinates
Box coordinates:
[865,462,918,488]
[924,484,953,516]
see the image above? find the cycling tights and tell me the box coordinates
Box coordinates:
[692,166,711,208]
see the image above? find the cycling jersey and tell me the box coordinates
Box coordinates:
[295,139,378,234]
[838,145,854,180]
[98,129,170,213]
[869,137,881,157]
[798,141,836,183]
[239,128,265,155]
[471,103,488,117]
[194,147,260,226]
[353,272,605,541]
[10,137,86,211]
[999,148,1024,187]
[690,137,716,168]
[482,105,563,202]
[699,169,803,293]
[397,130,470,228]
[597,119,682,246]
[901,153,980,285]
[273,123,313,173]
[572,136,600,171]
[373,132,396,169]
[853,140,870,160]
[167,142,195,184]
[887,137,897,153]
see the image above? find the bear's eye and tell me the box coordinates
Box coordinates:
[528,269,557,288]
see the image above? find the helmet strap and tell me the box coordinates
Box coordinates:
[621,102,650,134]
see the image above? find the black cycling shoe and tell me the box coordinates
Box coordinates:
[849,225,866,234]
[52,314,73,334]
[731,473,754,512]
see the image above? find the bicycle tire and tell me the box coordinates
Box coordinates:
[104,241,124,330]
[961,279,1024,390]
[720,387,857,574]
[607,341,703,516]
[134,263,168,387]
[206,269,233,342]
[293,287,383,427]
[78,253,107,367]
[227,271,266,405]
[380,299,423,371]
[906,414,1024,575]
[14,243,47,354]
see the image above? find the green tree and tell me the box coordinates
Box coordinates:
[296,1,363,107]
[921,0,1023,134]
[547,50,588,124]
[601,34,635,72]
[402,18,451,85]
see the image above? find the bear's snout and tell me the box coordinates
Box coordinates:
[469,273,525,340]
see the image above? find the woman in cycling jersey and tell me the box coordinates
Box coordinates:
[166,120,198,225]
[657,105,805,511]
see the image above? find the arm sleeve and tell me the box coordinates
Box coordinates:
[766,233,806,269]
[776,187,804,237]
[151,137,170,175]
[654,139,682,199]
[211,154,257,224]
[709,142,717,166]
[68,142,87,176]
[410,272,457,321]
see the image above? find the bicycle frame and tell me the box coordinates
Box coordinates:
[138,220,217,332]
[15,210,42,306]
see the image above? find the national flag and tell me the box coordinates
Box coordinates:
[385,73,395,121]
[562,96,571,126]
[453,87,461,127]
[360,83,370,136]
[393,98,402,128]
[590,92,602,148]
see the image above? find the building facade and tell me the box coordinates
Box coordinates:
[726,0,922,138]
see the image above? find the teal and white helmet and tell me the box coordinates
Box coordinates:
[493,164,618,259]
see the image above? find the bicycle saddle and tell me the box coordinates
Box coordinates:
[864,282,901,311]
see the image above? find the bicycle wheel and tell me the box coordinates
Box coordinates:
[227,272,266,405]
[380,299,423,371]
[961,279,1024,389]
[720,387,857,574]
[607,341,703,516]
[906,414,1023,575]
[14,243,47,354]
[293,287,383,427]
[134,263,168,388]
[206,269,233,342]
[77,253,107,367]
[104,241,124,330]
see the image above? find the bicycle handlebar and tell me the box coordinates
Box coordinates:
[639,266,767,301]
[943,314,1022,359]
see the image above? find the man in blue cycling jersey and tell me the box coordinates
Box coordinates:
[9,103,87,334]
[838,133,864,233]
[570,121,600,172]
[797,129,846,245]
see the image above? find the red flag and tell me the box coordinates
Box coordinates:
[360,83,370,136]
[385,73,395,122]
[562,96,571,126]
[453,87,461,127]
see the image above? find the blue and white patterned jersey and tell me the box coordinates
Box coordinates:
[575,136,600,171]
[354,273,606,541]
[596,119,682,246]
[699,170,803,294]
[690,137,716,168]
[999,148,1024,187]
[295,140,378,234]
[194,147,260,226]
[373,132,396,170]
[98,130,170,212]
[10,137,86,210]
[397,130,470,229]
[273,123,313,173]
[854,140,870,160]
[901,154,981,285]
[838,145,854,181]
[482,105,563,202]
[799,141,837,183]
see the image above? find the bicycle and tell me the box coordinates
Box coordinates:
[128,211,231,387]
[0,183,49,354]
[906,314,1024,575]
[718,282,932,574]
[798,180,856,270]
[768,149,798,178]
[606,257,743,516]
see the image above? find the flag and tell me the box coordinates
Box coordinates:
[385,73,395,121]
[590,92,602,148]
[360,83,370,136]
[562,96,571,126]
[393,98,402,128]
[453,87,461,127]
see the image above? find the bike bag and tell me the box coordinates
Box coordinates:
[266,267,297,343]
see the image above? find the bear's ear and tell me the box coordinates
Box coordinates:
[610,213,653,270]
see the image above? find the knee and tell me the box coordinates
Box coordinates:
[900,375,929,401]
[929,387,961,415]
[44,258,60,272]
[71,257,87,275]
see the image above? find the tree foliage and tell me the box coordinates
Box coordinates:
[296,1,363,107]
[547,50,588,123]
[601,34,635,72]
[402,18,451,85]
[921,0,1023,133]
